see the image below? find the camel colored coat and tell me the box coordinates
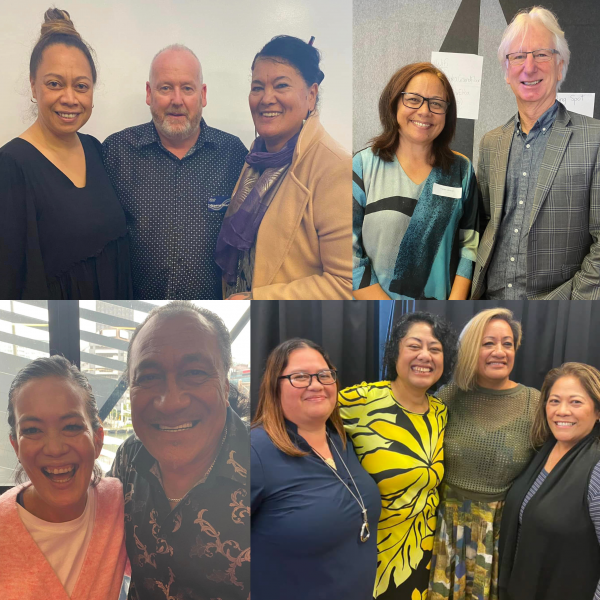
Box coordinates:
[231,115,352,299]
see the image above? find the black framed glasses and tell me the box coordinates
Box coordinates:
[279,369,338,388]
[400,92,450,115]
[506,48,559,66]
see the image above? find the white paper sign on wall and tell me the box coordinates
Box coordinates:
[431,52,484,120]
[556,93,595,118]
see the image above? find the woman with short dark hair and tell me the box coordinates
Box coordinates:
[0,8,131,300]
[339,311,458,599]
[251,338,381,599]
[0,355,127,599]
[353,62,479,301]
[216,35,351,300]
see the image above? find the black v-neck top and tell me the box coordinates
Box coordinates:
[0,133,132,299]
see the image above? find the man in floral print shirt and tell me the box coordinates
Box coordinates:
[109,301,250,600]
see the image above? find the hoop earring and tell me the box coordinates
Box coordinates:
[31,98,37,104]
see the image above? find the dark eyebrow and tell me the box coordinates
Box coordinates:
[18,412,83,425]
[133,359,163,374]
[180,353,212,366]
[44,73,92,82]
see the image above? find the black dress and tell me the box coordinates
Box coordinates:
[0,133,132,299]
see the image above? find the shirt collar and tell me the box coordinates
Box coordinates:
[131,117,219,153]
[131,406,249,487]
[515,100,559,136]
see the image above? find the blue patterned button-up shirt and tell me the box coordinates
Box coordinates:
[487,102,559,299]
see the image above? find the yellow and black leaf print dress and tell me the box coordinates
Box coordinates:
[339,381,447,600]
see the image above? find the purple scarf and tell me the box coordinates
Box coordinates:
[215,132,300,285]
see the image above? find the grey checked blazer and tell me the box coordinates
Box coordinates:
[471,103,600,299]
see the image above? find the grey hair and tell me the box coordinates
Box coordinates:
[7,355,103,487]
[149,43,203,84]
[498,6,570,91]
[126,301,232,382]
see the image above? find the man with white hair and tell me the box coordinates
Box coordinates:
[103,45,247,300]
[471,7,600,299]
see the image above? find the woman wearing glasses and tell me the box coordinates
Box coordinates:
[339,312,459,599]
[251,338,381,600]
[353,62,479,300]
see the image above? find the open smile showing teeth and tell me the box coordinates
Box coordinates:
[57,113,79,118]
[412,366,433,373]
[522,80,542,86]
[555,421,575,427]
[261,112,282,117]
[42,464,77,483]
[411,121,432,128]
[154,420,199,432]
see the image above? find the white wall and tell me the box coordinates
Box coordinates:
[0,0,352,151]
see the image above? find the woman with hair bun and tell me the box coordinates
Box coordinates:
[216,35,352,300]
[0,8,131,300]
[0,355,127,599]
[429,308,539,600]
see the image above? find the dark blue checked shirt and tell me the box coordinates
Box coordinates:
[103,119,247,299]
[487,102,559,299]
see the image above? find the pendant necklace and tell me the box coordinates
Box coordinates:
[311,432,370,543]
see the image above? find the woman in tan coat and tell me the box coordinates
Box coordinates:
[215,35,352,300]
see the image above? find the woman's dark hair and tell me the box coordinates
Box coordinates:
[382,311,458,386]
[30,8,97,83]
[8,355,103,486]
[252,338,345,457]
[251,35,324,102]
[370,62,457,172]
[531,362,600,448]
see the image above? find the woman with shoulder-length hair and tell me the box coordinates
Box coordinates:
[0,355,127,599]
[429,308,540,600]
[499,362,600,600]
[353,62,479,301]
[339,311,459,599]
[251,338,381,600]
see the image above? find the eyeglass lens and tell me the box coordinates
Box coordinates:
[402,93,448,114]
[289,371,337,387]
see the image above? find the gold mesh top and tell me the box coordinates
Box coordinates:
[438,382,540,500]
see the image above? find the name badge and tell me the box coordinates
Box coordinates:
[208,196,230,212]
[432,183,462,199]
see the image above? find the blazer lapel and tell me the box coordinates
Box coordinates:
[528,107,572,231]
[490,120,514,228]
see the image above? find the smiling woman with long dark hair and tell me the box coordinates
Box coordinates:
[353,62,479,301]
[0,8,131,300]
[215,35,352,300]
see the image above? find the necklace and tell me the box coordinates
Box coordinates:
[165,424,228,504]
[311,432,370,543]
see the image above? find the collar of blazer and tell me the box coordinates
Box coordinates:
[490,102,573,233]
[251,113,326,288]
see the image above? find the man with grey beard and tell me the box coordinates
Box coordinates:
[103,45,247,299]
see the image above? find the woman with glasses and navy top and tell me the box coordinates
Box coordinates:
[339,312,459,599]
[353,62,479,301]
[251,338,381,600]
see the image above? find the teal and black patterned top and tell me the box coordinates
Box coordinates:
[353,148,479,299]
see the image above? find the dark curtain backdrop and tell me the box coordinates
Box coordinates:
[398,300,600,392]
[251,301,379,415]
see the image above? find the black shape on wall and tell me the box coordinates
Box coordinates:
[440,0,481,55]
[440,0,481,161]
[451,118,476,161]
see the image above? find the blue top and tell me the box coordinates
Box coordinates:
[487,101,559,299]
[103,119,247,300]
[353,149,479,299]
[251,422,381,600]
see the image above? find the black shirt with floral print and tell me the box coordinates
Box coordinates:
[108,407,250,600]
